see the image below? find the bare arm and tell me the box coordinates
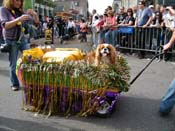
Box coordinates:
[163,29,175,51]
[167,7,175,15]
[143,16,153,27]
[4,15,30,30]
[4,17,21,30]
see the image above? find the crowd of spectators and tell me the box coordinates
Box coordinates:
[0,0,175,54]
[87,0,175,58]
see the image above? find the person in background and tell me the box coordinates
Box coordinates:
[104,10,117,46]
[135,0,153,59]
[92,15,99,48]
[0,0,39,91]
[162,6,175,60]
[79,18,88,42]
[160,5,167,20]
[91,9,99,47]
[135,0,153,27]
[150,11,163,27]
[96,15,105,44]
[149,5,156,20]
[155,4,161,12]
[119,8,135,26]
[67,17,76,37]
[117,6,127,24]
[163,6,175,31]
[132,5,138,19]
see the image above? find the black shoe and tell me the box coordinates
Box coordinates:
[159,111,170,117]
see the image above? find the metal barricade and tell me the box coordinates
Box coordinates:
[116,26,174,56]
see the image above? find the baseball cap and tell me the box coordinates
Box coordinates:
[149,5,154,8]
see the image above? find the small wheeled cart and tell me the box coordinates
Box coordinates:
[16,47,131,117]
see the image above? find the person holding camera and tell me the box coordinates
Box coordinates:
[0,0,38,91]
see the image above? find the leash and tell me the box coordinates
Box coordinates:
[129,46,164,86]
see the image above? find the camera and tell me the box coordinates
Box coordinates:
[0,43,11,53]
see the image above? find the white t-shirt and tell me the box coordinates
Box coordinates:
[67,21,75,29]
[163,13,175,29]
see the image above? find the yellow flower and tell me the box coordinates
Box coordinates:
[22,27,25,32]
[17,21,21,26]
[11,10,15,14]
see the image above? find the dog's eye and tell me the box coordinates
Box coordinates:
[107,47,111,51]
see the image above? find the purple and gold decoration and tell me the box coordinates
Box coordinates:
[17,47,130,117]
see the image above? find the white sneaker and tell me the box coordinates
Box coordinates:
[11,86,19,91]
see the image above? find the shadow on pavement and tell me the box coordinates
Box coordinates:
[0,116,84,131]
[57,96,175,131]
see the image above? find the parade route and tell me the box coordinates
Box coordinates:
[0,37,175,131]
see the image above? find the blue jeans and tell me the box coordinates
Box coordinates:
[6,38,29,87]
[0,38,4,45]
[104,29,116,46]
[92,27,98,46]
[159,79,175,114]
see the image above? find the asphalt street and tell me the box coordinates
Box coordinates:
[0,37,175,131]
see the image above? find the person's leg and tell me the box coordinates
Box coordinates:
[84,32,87,42]
[105,30,112,44]
[112,30,116,46]
[97,32,101,44]
[92,27,96,46]
[20,37,30,51]
[159,79,175,115]
[8,40,20,89]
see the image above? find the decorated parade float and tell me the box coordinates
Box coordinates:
[16,47,130,117]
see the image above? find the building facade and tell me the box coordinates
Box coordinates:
[113,0,175,11]
[53,0,88,20]
[34,0,54,20]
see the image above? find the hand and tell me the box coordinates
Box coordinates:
[142,24,147,28]
[26,9,37,16]
[163,43,171,51]
[19,14,30,22]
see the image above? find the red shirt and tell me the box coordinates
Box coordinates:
[105,16,117,30]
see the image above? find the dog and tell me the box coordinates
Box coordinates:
[84,43,117,66]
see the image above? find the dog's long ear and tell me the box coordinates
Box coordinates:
[95,45,101,58]
[109,45,117,64]
[95,45,101,66]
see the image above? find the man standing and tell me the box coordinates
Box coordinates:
[91,9,99,48]
[135,0,153,58]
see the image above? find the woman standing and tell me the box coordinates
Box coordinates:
[103,10,117,46]
[119,8,135,26]
[0,0,38,91]
[79,18,88,42]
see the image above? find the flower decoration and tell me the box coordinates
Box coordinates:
[11,10,15,15]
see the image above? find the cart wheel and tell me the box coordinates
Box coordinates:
[96,100,111,117]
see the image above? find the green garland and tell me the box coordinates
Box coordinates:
[19,55,130,116]
[21,56,130,92]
